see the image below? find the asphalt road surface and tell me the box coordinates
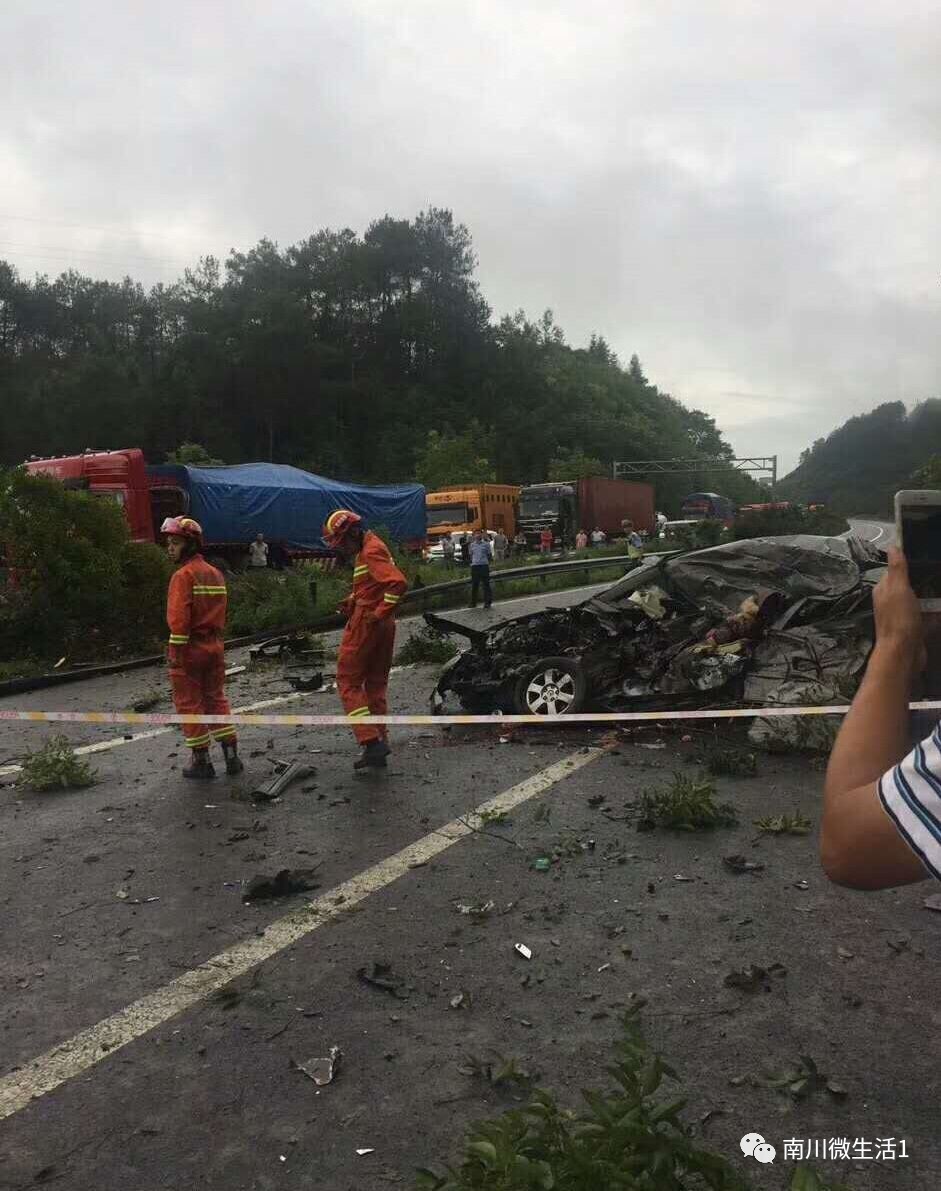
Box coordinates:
[848,517,894,547]
[2,571,938,1191]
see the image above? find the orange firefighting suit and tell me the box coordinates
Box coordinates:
[337,531,408,745]
[166,554,235,751]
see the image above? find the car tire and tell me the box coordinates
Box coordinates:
[515,656,588,717]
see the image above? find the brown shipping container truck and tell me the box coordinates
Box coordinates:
[578,476,654,537]
[517,476,654,547]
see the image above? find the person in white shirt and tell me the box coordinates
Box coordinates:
[441,534,455,567]
[468,530,493,609]
[590,527,606,546]
[822,546,939,888]
[493,530,507,562]
[248,533,269,569]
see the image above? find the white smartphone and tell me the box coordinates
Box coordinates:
[895,489,941,610]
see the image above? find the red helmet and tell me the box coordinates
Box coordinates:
[160,516,203,544]
[323,508,362,547]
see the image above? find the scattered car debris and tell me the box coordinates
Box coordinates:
[514,943,532,961]
[724,963,785,993]
[294,1046,342,1086]
[454,899,495,917]
[131,693,162,712]
[722,854,765,875]
[449,992,466,1009]
[355,1149,375,1157]
[356,962,408,999]
[285,672,325,692]
[923,893,941,912]
[242,868,320,902]
[426,536,880,718]
[532,857,551,872]
[250,760,315,802]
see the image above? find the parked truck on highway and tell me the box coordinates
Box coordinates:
[424,484,519,551]
[517,476,655,549]
[24,448,427,566]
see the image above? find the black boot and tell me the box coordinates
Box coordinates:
[183,748,216,780]
[221,740,244,776]
[354,739,391,770]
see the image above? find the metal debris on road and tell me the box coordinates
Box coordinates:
[722,854,765,875]
[356,1149,375,1157]
[294,1046,342,1087]
[251,760,316,802]
[514,943,532,961]
[357,962,408,999]
[242,868,321,902]
[454,899,495,916]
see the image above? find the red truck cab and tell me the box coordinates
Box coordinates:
[23,448,178,543]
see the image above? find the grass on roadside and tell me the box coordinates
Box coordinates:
[20,735,96,792]
[754,811,813,836]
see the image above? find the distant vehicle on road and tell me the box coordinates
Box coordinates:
[517,477,654,549]
[680,492,736,525]
[425,484,519,550]
[24,448,427,565]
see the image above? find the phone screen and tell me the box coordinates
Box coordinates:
[901,505,941,599]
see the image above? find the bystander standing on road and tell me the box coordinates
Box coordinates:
[539,527,553,555]
[628,529,644,559]
[513,529,527,558]
[459,534,470,566]
[468,529,493,609]
[821,546,939,888]
[441,534,455,568]
[591,526,607,546]
[493,529,507,562]
[575,528,588,550]
[248,532,269,569]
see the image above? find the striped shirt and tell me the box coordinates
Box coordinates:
[879,726,941,879]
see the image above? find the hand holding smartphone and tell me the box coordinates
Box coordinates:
[895,490,941,610]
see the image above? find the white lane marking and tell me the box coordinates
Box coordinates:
[0,745,606,1121]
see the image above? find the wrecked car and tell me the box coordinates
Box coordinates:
[426,535,883,717]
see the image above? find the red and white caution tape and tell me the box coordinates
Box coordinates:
[1,702,941,729]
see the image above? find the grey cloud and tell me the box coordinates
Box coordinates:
[2,0,940,472]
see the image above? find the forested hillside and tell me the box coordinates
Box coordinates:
[778,400,941,514]
[0,207,761,511]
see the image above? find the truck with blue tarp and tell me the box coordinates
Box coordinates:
[24,448,426,566]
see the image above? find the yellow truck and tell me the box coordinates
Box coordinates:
[425,484,519,555]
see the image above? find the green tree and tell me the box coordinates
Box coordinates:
[414,424,496,490]
[165,442,226,467]
[547,447,608,481]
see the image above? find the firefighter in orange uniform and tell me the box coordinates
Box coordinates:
[324,510,407,769]
[162,517,243,780]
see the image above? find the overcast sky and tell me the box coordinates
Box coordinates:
[3,0,940,474]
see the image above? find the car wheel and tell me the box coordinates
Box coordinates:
[515,656,587,716]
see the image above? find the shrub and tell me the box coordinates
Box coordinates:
[226,570,320,636]
[21,735,96,792]
[417,1007,850,1190]
[117,542,173,653]
[638,773,737,832]
[0,469,129,663]
[732,507,848,541]
[396,626,458,666]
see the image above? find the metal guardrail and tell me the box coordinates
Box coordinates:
[0,552,670,698]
